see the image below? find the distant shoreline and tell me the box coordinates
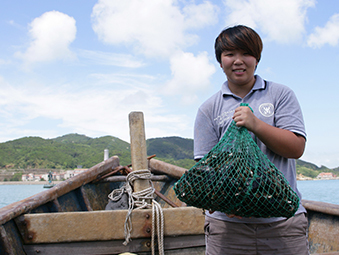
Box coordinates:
[1,178,338,185]
[0,181,63,185]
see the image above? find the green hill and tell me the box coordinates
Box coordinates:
[0,134,131,169]
[0,134,337,179]
[296,159,336,179]
[146,136,195,169]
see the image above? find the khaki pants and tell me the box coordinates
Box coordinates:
[204,213,309,255]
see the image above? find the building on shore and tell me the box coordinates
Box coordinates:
[22,168,88,182]
[316,172,337,180]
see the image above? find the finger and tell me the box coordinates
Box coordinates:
[226,214,242,219]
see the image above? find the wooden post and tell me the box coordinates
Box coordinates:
[129,111,150,193]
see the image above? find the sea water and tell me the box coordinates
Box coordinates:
[0,180,338,208]
[0,184,45,208]
[297,179,339,205]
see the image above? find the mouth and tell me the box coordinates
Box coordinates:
[233,69,246,74]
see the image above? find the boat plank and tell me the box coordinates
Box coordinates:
[23,235,205,255]
[0,221,26,255]
[20,207,205,244]
[307,210,339,254]
[149,158,187,179]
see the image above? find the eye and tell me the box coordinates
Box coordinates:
[223,52,233,57]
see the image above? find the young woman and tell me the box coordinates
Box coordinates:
[194,25,309,255]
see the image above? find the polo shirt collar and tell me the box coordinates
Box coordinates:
[221,75,265,96]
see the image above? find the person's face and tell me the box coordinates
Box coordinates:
[220,49,258,89]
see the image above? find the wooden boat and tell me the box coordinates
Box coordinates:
[1,112,338,255]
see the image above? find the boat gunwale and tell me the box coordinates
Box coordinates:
[302,199,339,216]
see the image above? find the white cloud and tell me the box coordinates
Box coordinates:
[78,49,145,68]
[307,13,339,48]
[182,1,219,29]
[91,0,218,58]
[223,0,315,43]
[15,11,76,65]
[163,51,216,104]
[0,74,192,142]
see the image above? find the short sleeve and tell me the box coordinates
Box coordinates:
[274,86,306,139]
[194,108,219,159]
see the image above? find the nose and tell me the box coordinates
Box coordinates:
[234,56,243,65]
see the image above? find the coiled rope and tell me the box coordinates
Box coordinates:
[108,169,164,255]
[152,200,164,255]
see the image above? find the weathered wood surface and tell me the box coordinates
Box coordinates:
[23,235,205,255]
[129,111,150,193]
[129,111,148,172]
[302,200,339,254]
[19,207,204,244]
[303,200,339,216]
[103,175,171,182]
[149,158,187,179]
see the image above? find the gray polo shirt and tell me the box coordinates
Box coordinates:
[194,75,306,223]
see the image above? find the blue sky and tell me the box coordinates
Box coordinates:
[1,0,339,168]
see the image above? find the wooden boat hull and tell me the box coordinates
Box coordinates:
[0,156,339,255]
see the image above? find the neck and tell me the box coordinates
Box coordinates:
[228,77,256,98]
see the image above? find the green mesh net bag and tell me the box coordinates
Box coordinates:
[174,104,299,218]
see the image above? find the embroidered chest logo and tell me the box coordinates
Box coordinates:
[214,110,233,125]
[259,103,274,117]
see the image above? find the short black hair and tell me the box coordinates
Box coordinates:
[215,25,263,64]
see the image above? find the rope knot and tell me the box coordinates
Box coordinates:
[108,169,164,255]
